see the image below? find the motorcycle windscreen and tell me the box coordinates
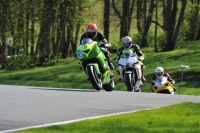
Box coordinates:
[122,50,134,58]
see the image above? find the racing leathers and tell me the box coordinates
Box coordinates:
[151,73,176,92]
[117,44,146,82]
[80,32,114,70]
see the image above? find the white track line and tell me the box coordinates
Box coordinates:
[1,108,153,133]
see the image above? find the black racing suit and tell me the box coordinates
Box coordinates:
[80,32,114,69]
[117,44,146,82]
[80,32,107,45]
[151,73,176,91]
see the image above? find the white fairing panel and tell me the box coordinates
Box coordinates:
[118,55,142,91]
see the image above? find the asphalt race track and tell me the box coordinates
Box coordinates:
[1,85,200,132]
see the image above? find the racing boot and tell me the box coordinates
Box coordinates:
[141,75,146,82]
[106,53,114,69]
[108,61,114,69]
[172,84,176,93]
[110,72,115,77]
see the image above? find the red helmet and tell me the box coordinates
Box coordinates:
[86,23,98,39]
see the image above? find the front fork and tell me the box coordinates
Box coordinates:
[86,63,111,84]
[118,65,142,81]
[118,66,124,82]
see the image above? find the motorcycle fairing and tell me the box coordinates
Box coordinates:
[152,81,174,93]
[102,70,111,84]
[96,52,109,71]
[118,52,142,91]
[77,42,101,61]
[86,63,101,75]
[77,40,111,85]
[77,42,109,72]
[134,64,142,80]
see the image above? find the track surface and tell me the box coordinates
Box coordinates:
[1,85,200,132]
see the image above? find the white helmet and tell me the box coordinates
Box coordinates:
[155,67,164,79]
[122,36,132,49]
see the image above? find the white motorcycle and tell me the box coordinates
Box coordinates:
[117,49,143,92]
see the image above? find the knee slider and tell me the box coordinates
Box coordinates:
[141,65,145,70]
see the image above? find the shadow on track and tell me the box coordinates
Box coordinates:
[30,87,100,92]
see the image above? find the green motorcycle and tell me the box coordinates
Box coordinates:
[76,38,115,91]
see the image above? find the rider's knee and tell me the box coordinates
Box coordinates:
[141,65,145,70]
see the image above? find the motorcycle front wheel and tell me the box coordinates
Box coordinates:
[87,66,103,91]
[125,73,133,91]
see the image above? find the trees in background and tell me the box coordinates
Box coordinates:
[140,0,155,48]
[112,0,135,40]
[104,0,110,41]
[185,0,200,40]
[162,0,187,51]
[0,0,8,60]
[0,0,88,69]
[37,0,87,62]
[0,0,199,69]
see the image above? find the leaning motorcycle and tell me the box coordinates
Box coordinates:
[117,49,143,92]
[76,38,115,91]
[152,77,175,94]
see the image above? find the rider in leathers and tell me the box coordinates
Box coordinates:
[151,67,176,92]
[117,36,146,82]
[80,23,114,70]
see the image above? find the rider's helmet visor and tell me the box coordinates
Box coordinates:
[87,32,96,38]
[123,42,131,48]
[156,72,163,77]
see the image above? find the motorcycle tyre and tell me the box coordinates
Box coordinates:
[157,89,174,94]
[87,66,103,91]
[135,89,141,92]
[103,78,115,92]
[125,73,133,92]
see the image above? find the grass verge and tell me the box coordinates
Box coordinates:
[0,41,199,95]
[13,102,200,133]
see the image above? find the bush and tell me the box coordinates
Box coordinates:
[6,49,39,70]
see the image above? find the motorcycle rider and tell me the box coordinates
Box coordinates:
[116,36,146,82]
[80,23,114,70]
[151,66,176,92]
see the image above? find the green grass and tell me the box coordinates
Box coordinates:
[0,41,200,95]
[2,2,199,132]
[1,41,200,133]
[13,102,200,133]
